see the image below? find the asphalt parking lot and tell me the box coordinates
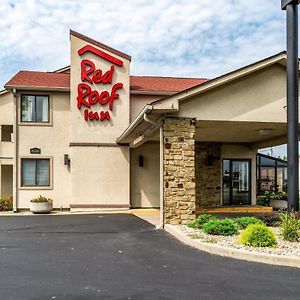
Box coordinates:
[0,213,299,300]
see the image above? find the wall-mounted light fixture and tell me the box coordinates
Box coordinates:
[258,128,273,136]
[64,154,70,166]
[139,155,144,167]
[207,155,220,166]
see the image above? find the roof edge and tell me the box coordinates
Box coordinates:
[53,66,70,73]
[116,105,153,144]
[150,51,288,106]
[130,75,208,80]
[0,89,9,95]
[2,84,181,95]
[4,85,70,92]
[130,90,175,96]
[70,30,131,61]
[257,152,287,164]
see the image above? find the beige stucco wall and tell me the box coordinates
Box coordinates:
[130,142,160,208]
[173,64,290,207]
[6,40,286,211]
[0,92,14,161]
[0,141,13,161]
[0,91,14,125]
[69,33,131,208]
[17,92,71,209]
[1,165,13,197]
[178,64,287,123]
[221,144,257,205]
[130,94,163,121]
[70,146,129,206]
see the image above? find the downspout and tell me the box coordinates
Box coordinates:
[12,89,18,212]
[158,124,164,229]
[143,112,156,125]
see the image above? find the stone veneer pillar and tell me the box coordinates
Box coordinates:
[163,118,196,225]
[195,142,221,208]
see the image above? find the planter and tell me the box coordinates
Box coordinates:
[30,202,53,214]
[269,199,288,210]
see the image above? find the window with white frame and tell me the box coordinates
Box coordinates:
[21,158,50,187]
[21,95,49,122]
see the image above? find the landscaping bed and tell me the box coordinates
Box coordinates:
[0,196,13,211]
[177,214,300,258]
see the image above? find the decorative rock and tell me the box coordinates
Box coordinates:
[178,225,300,258]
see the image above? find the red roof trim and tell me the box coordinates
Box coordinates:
[130,75,207,92]
[4,71,70,90]
[4,71,208,94]
[70,30,131,61]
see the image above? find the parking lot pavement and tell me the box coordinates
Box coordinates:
[0,213,299,299]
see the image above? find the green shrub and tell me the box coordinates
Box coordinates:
[187,214,215,229]
[264,191,287,200]
[202,218,238,236]
[256,196,269,207]
[277,191,287,200]
[258,212,281,226]
[257,191,287,206]
[0,196,13,211]
[30,195,52,204]
[187,220,198,228]
[280,213,300,242]
[234,217,263,229]
[239,224,277,247]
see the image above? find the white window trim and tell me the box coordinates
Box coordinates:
[19,156,53,190]
[18,92,53,126]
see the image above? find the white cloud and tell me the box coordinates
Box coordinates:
[0,0,291,155]
[0,0,286,87]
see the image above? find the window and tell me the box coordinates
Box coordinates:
[256,153,287,194]
[21,95,49,122]
[21,159,50,187]
[1,125,13,142]
[277,167,287,192]
[260,167,276,192]
[260,155,276,166]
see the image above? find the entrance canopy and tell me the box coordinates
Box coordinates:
[116,51,300,225]
[117,51,299,149]
[195,120,292,149]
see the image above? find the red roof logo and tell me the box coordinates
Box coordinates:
[78,45,123,67]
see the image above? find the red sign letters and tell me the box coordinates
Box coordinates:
[77,46,124,122]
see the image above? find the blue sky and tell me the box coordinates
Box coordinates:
[0,0,292,156]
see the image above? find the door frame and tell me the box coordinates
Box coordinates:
[222,158,252,205]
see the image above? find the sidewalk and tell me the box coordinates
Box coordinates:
[0,208,161,227]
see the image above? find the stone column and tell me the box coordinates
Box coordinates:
[195,142,221,209]
[163,118,196,225]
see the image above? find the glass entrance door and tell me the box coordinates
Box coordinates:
[222,159,251,205]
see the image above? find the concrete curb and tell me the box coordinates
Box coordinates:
[164,224,300,269]
[0,209,160,217]
[0,211,130,217]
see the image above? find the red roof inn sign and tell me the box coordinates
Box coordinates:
[76,45,123,122]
